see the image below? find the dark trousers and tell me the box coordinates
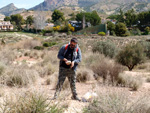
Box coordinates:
[54,67,77,98]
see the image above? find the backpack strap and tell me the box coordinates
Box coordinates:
[64,44,79,56]
[65,44,69,50]
[64,44,68,56]
[76,48,79,52]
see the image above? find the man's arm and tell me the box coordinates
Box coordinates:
[74,48,82,64]
[57,45,67,61]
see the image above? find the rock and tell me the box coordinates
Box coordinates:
[82,92,98,102]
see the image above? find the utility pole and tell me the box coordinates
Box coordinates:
[82,14,86,29]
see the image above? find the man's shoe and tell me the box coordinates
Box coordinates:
[71,96,81,101]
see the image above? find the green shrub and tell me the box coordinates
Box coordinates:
[130,28,141,36]
[116,43,146,71]
[144,27,150,35]
[43,42,49,47]
[92,41,118,58]
[34,46,44,50]
[49,42,57,47]
[67,31,72,35]
[43,42,57,47]
[111,31,116,36]
[41,29,54,35]
[115,22,128,37]
[84,32,87,36]
[98,32,106,36]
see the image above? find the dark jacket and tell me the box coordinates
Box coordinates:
[57,44,82,71]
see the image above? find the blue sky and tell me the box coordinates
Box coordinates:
[0,0,44,9]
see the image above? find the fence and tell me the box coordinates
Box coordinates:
[74,24,107,35]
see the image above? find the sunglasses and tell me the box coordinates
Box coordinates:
[70,44,76,48]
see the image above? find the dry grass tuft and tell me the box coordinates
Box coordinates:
[136,62,150,71]
[117,73,143,91]
[0,65,39,87]
[77,68,94,83]
[84,90,150,113]
[13,39,42,50]
[0,91,64,113]
[89,53,124,85]
[0,47,16,64]
[36,63,55,78]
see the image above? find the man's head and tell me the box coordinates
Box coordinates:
[70,38,78,49]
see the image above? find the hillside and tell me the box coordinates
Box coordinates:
[0,32,150,112]
[89,1,150,15]
[1,0,150,17]
[20,7,80,20]
[30,0,78,11]
[29,0,150,15]
[0,3,26,16]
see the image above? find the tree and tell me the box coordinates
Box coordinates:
[76,11,101,26]
[69,13,76,20]
[52,10,65,22]
[10,14,24,30]
[125,9,138,27]
[46,18,51,23]
[117,9,125,23]
[115,22,128,36]
[90,11,101,26]
[34,11,46,32]
[116,43,146,71]
[4,16,11,21]
[107,21,115,35]
[138,11,150,27]
[26,16,34,26]
[107,15,119,20]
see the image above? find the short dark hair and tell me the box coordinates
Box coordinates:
[71,38,78,43]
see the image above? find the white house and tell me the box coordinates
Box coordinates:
[0,21,14,31]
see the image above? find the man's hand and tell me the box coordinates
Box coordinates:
[66,61,71,65]
[63,58,67,62]
[70,61,74,68]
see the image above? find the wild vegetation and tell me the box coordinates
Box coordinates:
[0,5,150,112]
[0,31,150,112]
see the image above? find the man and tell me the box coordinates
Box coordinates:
[53,38,82,101]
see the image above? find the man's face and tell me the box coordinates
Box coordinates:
[70,41,77,49]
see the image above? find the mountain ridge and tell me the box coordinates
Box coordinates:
[0,0,150,16]
[0,3,26,16]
